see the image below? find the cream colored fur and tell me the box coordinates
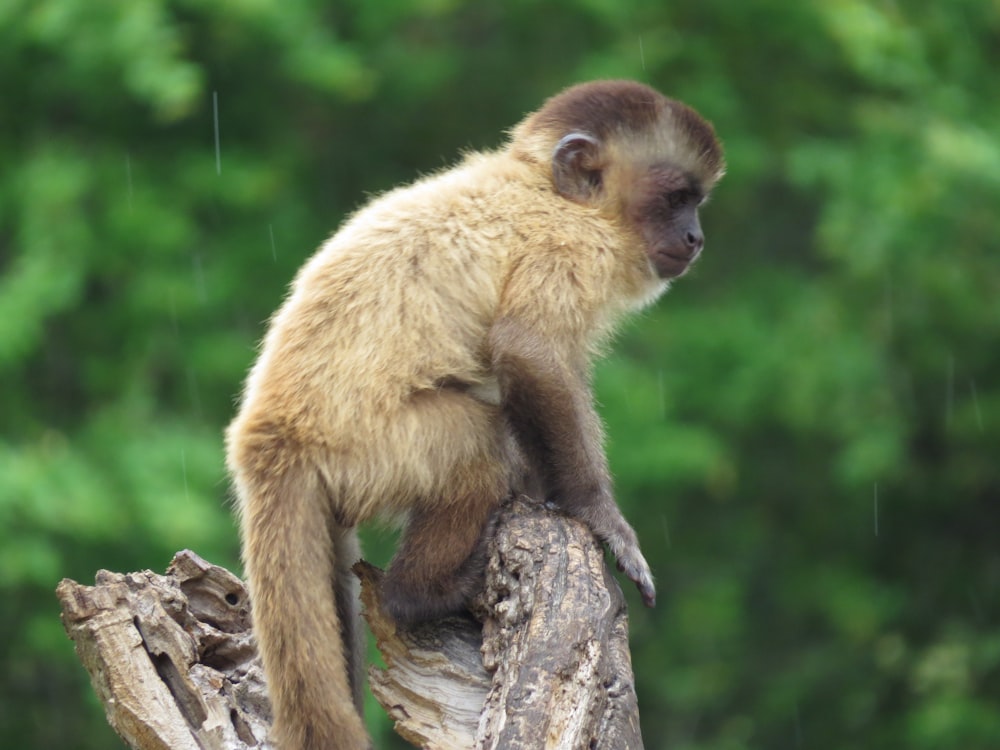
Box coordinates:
[225,80,721,750]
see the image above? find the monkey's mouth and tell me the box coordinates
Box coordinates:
[655,249,698,277]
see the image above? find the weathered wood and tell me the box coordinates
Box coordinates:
[57,499,643,749]
[473,498,643,750]
[357,562,491,749]
[360,498,642,749]
[56,550,271,750]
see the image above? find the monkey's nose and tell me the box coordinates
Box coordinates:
[685,230,704,253]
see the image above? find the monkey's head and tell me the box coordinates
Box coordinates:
[512,80,725,280]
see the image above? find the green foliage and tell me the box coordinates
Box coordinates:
[1,0,997,747]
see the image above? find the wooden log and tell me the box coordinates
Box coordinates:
[56,498,643,749]
[56,551,270,750]
[472,498,643,750]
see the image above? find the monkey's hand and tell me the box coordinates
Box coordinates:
[588,508,656,607]
[609,532,656,607]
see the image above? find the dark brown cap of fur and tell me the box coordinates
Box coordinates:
[529,80,668,141]
[517,80,724,179]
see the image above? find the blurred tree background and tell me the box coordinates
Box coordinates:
[1,0,998,747]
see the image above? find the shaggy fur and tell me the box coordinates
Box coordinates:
[226,79,723,750]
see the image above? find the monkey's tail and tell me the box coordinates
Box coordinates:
[238,456,369,750]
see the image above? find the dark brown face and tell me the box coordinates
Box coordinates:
[543,85,721,281]
[631,165,707,279]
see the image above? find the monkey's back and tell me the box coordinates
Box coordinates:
[230,153,569,516]
[259,157,521,402]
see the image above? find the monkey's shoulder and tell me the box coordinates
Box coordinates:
[290,149,658,327]
[334,153,603,252]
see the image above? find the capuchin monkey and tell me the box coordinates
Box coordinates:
[226,79,724,749]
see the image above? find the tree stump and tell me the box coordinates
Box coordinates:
[56,497,643,749]
[56,550,269,750]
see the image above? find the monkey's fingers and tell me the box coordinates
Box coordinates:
[613,549,656,608]
[637,580,657,608]
[629,567,657,608]
[597,519,656,607]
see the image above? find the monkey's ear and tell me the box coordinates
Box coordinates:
[552,132,604,202]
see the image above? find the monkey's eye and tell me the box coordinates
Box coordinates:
[666,190,691,210]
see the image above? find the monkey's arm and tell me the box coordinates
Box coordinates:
[489,316,656,606]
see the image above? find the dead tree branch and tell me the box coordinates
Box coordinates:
[57,498,643,749]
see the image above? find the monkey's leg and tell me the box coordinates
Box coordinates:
[330,523,365,714]
[381,476,504,625]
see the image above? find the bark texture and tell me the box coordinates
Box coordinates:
[471,498,643,750]
[57,498,643,749]
[56,550,270,750]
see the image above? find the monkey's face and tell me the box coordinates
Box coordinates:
[628,165,707,280]
[546,110,720,281]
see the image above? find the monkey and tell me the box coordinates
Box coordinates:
[225,79,724,750]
